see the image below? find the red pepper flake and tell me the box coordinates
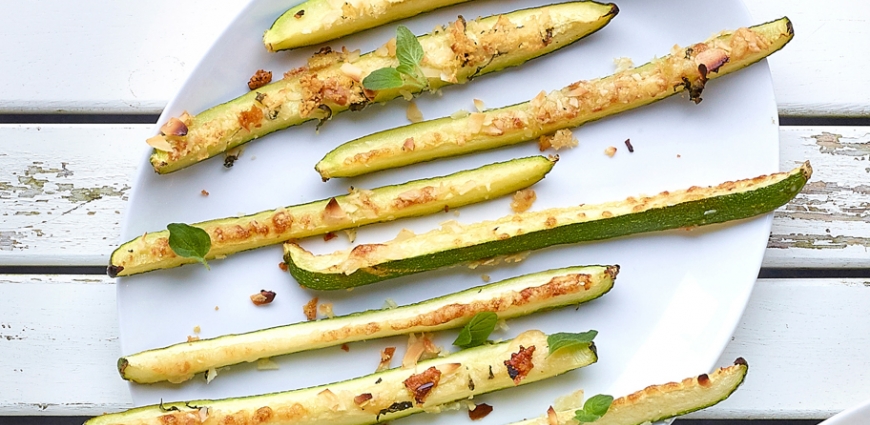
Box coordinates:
[340,343,350,352]
[278,262,289,272]
[250,290,276,306]
[504,345,536,384]
[468,403,493,421]
[354,393,373,407]
[624,138,634,153]
[377,346,397,372]
[323,232,337,242]
[403,366,442,404]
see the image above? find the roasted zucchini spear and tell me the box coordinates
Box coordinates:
[511,358,748,425]
[315,17,794,179]
[88,330,598,425]
[264,0,474,52]
[119,265,616,384]
[109,156,555,277]
[285,163,811,290]
[150,2,619,173]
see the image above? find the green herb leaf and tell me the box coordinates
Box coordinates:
[167,223,211,269]
[573,394,613,423]
[583,394,613,417]
[453,312,498,348]
[547,330,598,356]
[362,67,404,91]
[573,410,602,423]
[396,63,416,77]
[395,25,423,68]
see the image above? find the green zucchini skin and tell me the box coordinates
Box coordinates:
[510,358,748,425]
[88,330,598,425]
[110,155,555,277]
[285,163,811,289]
[150,2,619,174]
[315,17,794,179]
[119,265,616,384]
[264,0,474,52]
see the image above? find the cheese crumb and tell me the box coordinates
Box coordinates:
[510,188,537,213]
[538,129,578,151]
[613,57,634,73]
[406,101,423,123]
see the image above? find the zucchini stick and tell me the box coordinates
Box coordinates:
[315,17,794,179]
[264,0,474,52]
[150,2,619,173]
[89,330,598,425]
[511,358,748,425]
[119,265,616,384]
[110,155,556,277]
[285,163,811,289]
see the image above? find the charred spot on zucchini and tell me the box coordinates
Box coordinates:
[118,265,614,384]
[315,17,793,179]
[111,156,555,277]
[285,163,811,289]
[88,330,598,425]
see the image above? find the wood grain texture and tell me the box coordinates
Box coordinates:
[1,125,866,268]
[0,1,865,116]
[2,276,867,418]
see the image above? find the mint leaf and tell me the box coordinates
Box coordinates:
[167,223,211,269]
[547,330,598,356]
[583,394,613,417]
[396,63,416,77]
[573,410,602,423]
[453,312,498,348]
[395,25,423,67]
[363,67,404,90]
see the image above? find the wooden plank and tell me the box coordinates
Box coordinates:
[768,127,870,268]
[0,1,865,116]
[2,276,868,418]
[2,125,867,268]
[0,125,145,266]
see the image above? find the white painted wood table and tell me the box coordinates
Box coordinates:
[1,1,868,423]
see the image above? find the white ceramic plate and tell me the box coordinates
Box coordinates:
[118,0,779,422]
[821,399,870,425]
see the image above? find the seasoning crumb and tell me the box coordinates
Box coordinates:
[303,297,318,321]
[510,188,537,213]
[677,154,682,158]
[323,232,337,242]
[257,358,280,370]
[613,56,634,73]
[250,290,276,306]
[187,335,200,342]
[624,138,634,152]
[279,262,289,272]
[193,326,201,334]
[377,347,396,372]
[200,189,209,196]
[214,306,219,311]
[294,9,304,18]
[481,274,491,283]
[468,403,494,421]
[344,228,357,243]
[248,69,272,91]
[340,343,350,352]
[604,146,617,157]
[473,98,486,112]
